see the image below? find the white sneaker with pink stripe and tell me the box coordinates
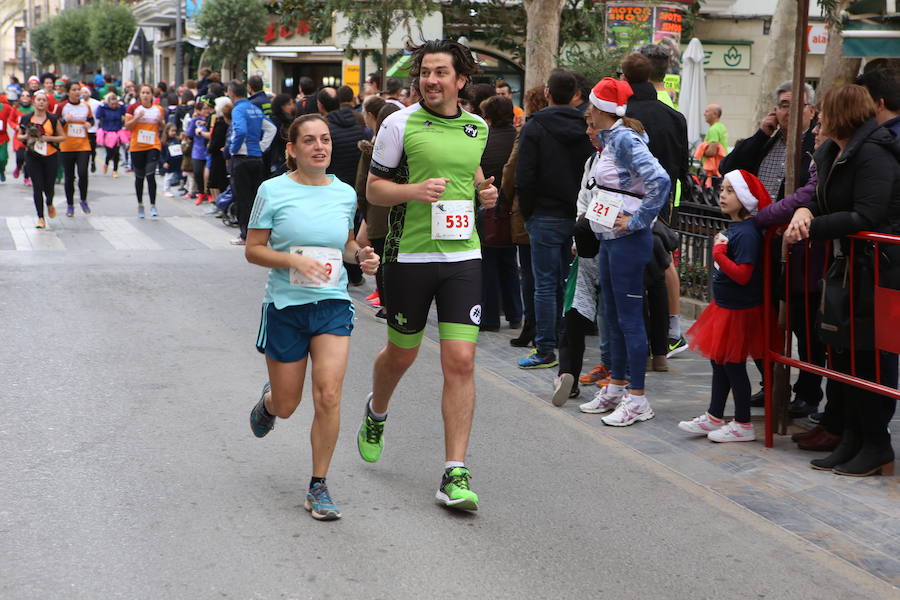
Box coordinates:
[601,395,655,427]
[678,413,724,435]
[707,420,756,443]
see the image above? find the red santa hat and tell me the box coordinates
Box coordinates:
[590,78,633,118]
[723,169,772,215]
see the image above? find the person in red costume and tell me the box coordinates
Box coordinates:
[678,170,771,443]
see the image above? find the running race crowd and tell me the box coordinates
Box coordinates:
[4,42,897,519]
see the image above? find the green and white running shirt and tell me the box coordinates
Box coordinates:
[370,101,488,263]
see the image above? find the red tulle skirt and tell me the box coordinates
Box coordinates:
[686,301,766,364]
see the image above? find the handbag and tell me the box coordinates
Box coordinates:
[817,247,875,350]
[481,189,514,247]
[574,217,600,258]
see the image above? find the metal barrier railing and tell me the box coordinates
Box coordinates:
[762,230,900,447]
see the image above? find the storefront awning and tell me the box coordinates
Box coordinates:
[843,0,900,57]
[386,54,412,78]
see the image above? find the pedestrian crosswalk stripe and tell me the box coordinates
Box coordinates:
[1,216,240,251]
[5,217,66,251]
[87,216,162,250]
[166,216,236,249]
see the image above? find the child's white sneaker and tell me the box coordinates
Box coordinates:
[579,385,624,414]
[678,413,724,435]
[601,394,654,426]
[707,420,756,443]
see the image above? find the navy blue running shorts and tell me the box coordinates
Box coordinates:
[256,299,355,362]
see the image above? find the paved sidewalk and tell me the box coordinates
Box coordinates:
[351,282,900,588]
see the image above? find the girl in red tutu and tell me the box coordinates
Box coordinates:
[679,169,771,442]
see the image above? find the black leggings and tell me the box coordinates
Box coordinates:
[709,361,752,424]
[192,158,205,195]
[645,275,669,357]
[88,132,96,167]
[558,309,593,379]
[131,149,160,205]
[16,147,27,176]
[61,151,90,205]
[25,151,58,218]
[105,145,120,170]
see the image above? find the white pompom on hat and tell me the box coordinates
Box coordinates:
[723,169,772,215]
[590,78,633,118]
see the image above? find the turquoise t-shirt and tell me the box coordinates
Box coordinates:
[249,173,356,309]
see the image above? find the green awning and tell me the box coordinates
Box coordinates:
[843,0,900,57]
[386,54,412,78]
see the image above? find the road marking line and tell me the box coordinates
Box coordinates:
[7,217,65,250]
[165,216,235,249]
[87,217,162,250]
[5,217,31,250]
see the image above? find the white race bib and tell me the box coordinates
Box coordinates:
[33,141,48,156]
[168,143,182,157]
[585,190,623,232]
[431,200,475,240]
[290,246,342,288]
[137,129,157,145]
[68,123,86,138]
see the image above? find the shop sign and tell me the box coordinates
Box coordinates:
[343,65,360,97]
[807,24,829,55]
[264,21,311,44]
[683,43,752,70]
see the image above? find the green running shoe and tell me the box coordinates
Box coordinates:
[357,394,385,463]
[436,467,479,511]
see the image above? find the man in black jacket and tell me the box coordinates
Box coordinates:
[515,69,595,369]
[720,80,816,201]
[622,51,690,358]
[319,86,366,284]
[247,75,272,118]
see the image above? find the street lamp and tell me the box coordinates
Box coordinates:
[175,0,184,86]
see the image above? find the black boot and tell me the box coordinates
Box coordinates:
[810,429,861,471]
[834,438,895,477]
[510,320,534,347]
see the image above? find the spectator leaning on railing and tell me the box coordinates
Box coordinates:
[785,84,900,478]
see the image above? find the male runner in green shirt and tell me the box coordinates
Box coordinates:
[358,39,498,511]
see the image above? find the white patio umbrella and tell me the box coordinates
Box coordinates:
[680,38,708,147]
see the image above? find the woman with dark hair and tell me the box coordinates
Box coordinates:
[124,84,165,217]
[355,98,395,317]
[503,85,549,347]
[56,81,94,216]
[785,84,900,476]
[245,113,379,520]
[268,93,295,177]
[468,83,496,117]
[478,94,522,332]
[206,100,231,203]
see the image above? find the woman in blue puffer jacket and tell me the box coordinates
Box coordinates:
[577,77,670,427]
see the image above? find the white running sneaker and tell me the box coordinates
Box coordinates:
[707,421,756,443]
[579,386,624,414]
[601,394,655,426]
[552,373,575,407]
[678,413,725,435]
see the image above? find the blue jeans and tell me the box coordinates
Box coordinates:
[597,228,652,390]
[482,246,524,328]
[526,216,575,355]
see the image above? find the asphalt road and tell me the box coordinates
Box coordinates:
[1,172,895,599]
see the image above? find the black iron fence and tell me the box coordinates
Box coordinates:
[673,175,729,302]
